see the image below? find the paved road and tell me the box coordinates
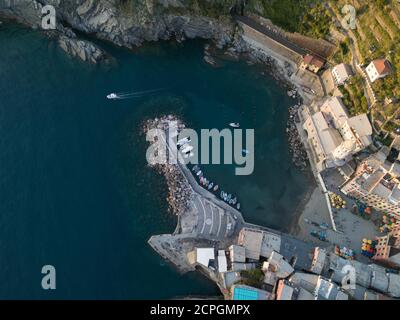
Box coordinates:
[193,194,234,240]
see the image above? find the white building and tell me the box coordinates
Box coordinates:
[217,250,228,272]
[366,59,392,83]
[196,248,215,268]
[332,63,353,85]
[303,97,372,171]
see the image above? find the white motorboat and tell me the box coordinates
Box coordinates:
[181,145,193,154]
[106,93,119,99]
[177,137,191,147]
[229,122,240,128]
[183,152,194,159]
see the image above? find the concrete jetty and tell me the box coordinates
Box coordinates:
[147,118,316,281]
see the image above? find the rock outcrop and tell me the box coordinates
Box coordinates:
[58,34,108,64]
[0,0,110,63]
[1,0,238,63]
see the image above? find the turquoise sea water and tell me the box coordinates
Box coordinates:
[0,22,310,299]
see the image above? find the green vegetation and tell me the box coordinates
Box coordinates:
[332,38,351,64]
[338,75,368,116]
[246,0,314,32]
[117,0,234,18]
[240,268,264,288]
[300,3,332,38]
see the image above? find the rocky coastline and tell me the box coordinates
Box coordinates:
[287,103,308,170]
[0,0,236,63]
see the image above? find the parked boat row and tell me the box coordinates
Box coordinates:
[191,165,241,211]
[177,136,194,159]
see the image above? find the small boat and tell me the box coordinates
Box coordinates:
[213,185,219,192]
[107,93,119,99]
[232,197,237,205]
[236,203,241,210]
[200,177,204,184]
[242,149,249,155]
[229,199,234,205]
[183,152,193,158]
[177,137,191,147]
[196,170,202,176]
[227,194,232,201]
[208,182,214,190]
[192,165,199,172]
[205,180,209,187]
[229,122,240,128]
[223,193,228,201]
[220,191,224,198]
[202,178,207,186]
[181,145,193,154]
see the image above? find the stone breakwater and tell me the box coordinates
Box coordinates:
[142,115,192,216]
[287,104,308,170]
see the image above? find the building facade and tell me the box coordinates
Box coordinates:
[300,54,325,73]
[341,152,400,216]
[332,63,353,85]
[302,96,372,172]
[366,59,392,83]
[373,225,400,268]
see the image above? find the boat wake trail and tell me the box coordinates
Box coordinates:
[113,88,166,99]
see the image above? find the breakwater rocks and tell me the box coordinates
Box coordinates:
[143,115,192,216]
[287,104,308,170]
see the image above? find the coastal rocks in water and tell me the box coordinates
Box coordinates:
[203,44,218,67]
[203,54,217,66]
[287,104,308,170]
[58,34,108,64]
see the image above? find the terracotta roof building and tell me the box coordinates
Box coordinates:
[366,59,392,83]
[300,54,325,73]
[373,225,400,268]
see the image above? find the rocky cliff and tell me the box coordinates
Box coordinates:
[0,0,241,63]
